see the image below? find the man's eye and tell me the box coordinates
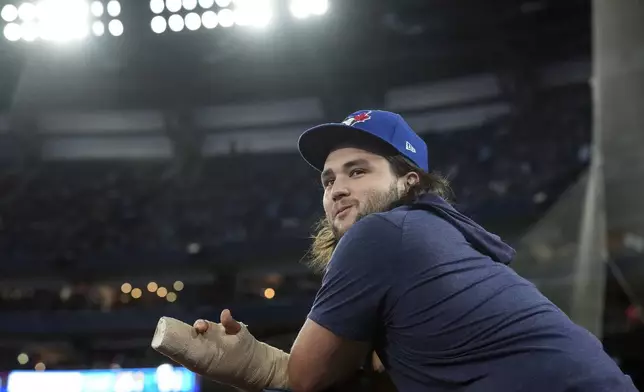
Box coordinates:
[350,169,365,177]
[323,179,334,187]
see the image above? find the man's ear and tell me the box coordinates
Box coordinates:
[397,172,419,194]
[406,172,420,187]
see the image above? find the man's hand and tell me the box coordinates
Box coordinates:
[151,309,290,391]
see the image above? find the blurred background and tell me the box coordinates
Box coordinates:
[0,0,643,391]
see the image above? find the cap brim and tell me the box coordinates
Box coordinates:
[298,123,383,172]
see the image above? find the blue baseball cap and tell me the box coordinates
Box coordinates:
[298,109,429,172]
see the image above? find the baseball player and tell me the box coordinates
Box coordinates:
[153,110,637,392]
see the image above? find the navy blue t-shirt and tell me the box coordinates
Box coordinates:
[308,194,636,392]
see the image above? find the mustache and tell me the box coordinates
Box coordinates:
[332,202,355,217]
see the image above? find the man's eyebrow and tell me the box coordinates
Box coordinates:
[320,159,371,181]
[321,169,332,181]
[343,158,370,168]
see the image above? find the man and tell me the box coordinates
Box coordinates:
[286,109,636,391]
[158,110,637,392]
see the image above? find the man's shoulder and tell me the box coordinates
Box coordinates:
[342,212,403,242]
[372,204,448,231]
[342,205,453,249]
[370,209,406,229]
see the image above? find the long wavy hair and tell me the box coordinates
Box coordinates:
[305,154,453,273]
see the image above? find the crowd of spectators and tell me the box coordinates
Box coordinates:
[0,153,318,268]
[0,84,590,281]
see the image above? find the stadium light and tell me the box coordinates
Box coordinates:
[234,0,273,28]
[1,5,18,22]
[18,3,37,21]
[131,288,142,299]
[3,23,21,41]
[166,292,177,302]
[157,286,168,298]
[150,0,165,14]
[17,353,29,365]
[217,8,234,27]
[121,283,132,294]
[263,288,275,299]
[168,14,184,31]
[38,0,90,41]
[147,281,159,292]
[108,19,123,36]
[185,12,201,30]
[201,10,217,28]
[2,0,123,42]
[183,0,197,11]
[151,15,167,33]
[22,22,38,41]
[91,1,104,17]
[107,0,121,17]
[289,0,328,19]
[166,0,182,13]
[92,20,105,36]
[149,0,273,33]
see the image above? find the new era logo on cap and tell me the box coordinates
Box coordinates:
[405,141,416,153]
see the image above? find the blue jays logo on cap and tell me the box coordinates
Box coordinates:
[342,111,372,127]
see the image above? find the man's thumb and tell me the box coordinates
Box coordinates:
[220,309,242,335]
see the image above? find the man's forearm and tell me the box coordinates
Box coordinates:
[287,346,366,392]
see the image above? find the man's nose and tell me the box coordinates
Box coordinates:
[331,181,350,202]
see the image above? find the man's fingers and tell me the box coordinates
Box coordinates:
[193,319,210,334]
[372,352,386,373]
[220,309,242,335]
[192,310,241,335]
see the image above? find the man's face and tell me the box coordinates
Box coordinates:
[321,146,404,238]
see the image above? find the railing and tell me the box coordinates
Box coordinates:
[0,297,314,334]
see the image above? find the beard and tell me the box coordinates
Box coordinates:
[330,181,403,240]
[307,181,405,274]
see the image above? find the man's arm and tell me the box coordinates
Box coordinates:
[288,215,401,392]
[288,318,370,392]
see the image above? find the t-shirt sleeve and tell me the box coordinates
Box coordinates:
[307,214,401,342]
